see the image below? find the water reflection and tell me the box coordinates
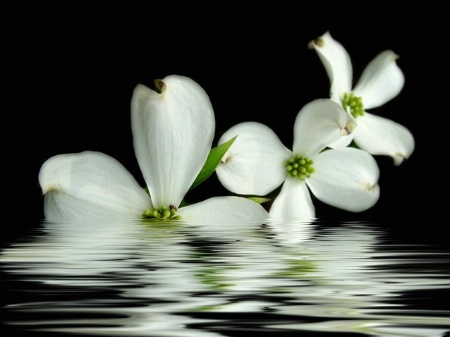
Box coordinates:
[1,219,449,336]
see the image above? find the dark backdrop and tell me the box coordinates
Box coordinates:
[6,8,441,245]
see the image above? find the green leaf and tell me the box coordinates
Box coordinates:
[190,136,237,190]
[247,196,271,205]
[179,199,189,208]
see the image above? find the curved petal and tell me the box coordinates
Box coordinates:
[353,112,415,165]
[178,196,270,224]
[38,151,151,220]
[215,122,291,196]
[307,147,380,212]
[269,178,316,221]
[353,50,404,109]
[293,99,353,156]
[131,75,215,208]
[326,133,354,148]
[308,31,353,102]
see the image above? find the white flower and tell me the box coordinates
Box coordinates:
[39,75,269,223]
[309,31,415,165]
[215,99,380,221]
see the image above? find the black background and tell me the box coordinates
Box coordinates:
[6,7,443,246]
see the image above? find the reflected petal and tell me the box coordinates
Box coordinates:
[267,219,316,245]
[38,151,151,220]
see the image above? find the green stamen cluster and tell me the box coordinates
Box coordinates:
[286,156,314,180]
[342,92,364,118]
[142,205,181,221]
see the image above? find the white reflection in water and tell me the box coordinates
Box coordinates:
[1,219,450,337]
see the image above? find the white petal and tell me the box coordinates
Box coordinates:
[269,179,316,221]
[215,122,291,196]
[326,133,354,148]
[353,50,404,109]
[131,75,215,208]
[38,151,151,220]
[293,99,352,156]
[353,113,415,165]
[309,31,353,102]
[178,196,270,224]
[307,148,380,212]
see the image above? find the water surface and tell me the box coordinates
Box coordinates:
[1,219,449,336]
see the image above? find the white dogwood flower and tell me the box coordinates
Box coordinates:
[215,99,380,221]
[39,75,269,223]
[309,31,415,165]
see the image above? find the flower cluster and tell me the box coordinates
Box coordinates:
[215,32,414,221]
[38,32,414,223]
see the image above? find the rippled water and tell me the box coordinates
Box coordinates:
[1,219,449,337]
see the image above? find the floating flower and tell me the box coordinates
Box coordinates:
[39,75,269,222]
[215,99,380,221]
[309,31,415,165]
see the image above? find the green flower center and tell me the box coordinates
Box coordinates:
[342,92,364,118]
[286,156,314,180]
[142,205,181,221]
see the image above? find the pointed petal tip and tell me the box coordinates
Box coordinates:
[340,126,353,136]
[392,151,412,166]
[341,113,357,136]
[387,50,400,61]
[364,181,379,193]
[41,185,53,195]
[153,79,167,94]
[308,31,332,49]
[132,83,154,102]
[308,36,324,49]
